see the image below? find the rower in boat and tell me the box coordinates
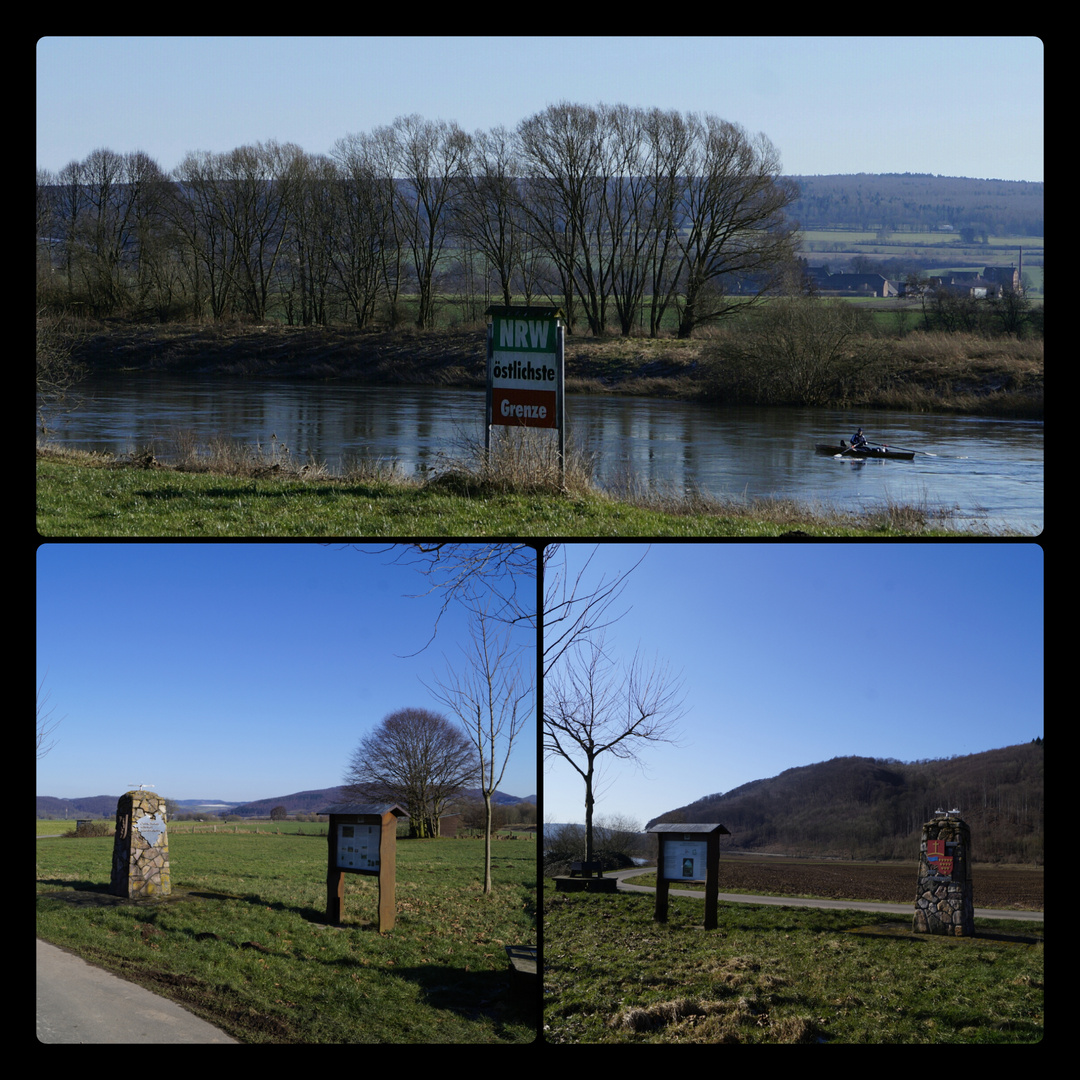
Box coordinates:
[850,427,868,450]
[815,441,914,460]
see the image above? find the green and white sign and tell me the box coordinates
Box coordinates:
[486,306,564,430]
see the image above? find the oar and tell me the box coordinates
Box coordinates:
[867,440,936,457]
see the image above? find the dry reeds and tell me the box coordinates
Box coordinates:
[160,429,332,479]
[430,425,596,496]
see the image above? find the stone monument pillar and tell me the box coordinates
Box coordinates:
[110,789,171,898]
[913,812,973,936]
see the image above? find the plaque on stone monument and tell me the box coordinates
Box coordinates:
[136,813,167,846]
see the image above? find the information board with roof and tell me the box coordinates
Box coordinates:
[319,803,408,930]
[646,822,731,930]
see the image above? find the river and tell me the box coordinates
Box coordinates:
[39,374,1043,534]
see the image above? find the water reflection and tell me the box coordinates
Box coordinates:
[41,375,1043,533]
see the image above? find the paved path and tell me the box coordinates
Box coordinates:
[609,869,1044,922]
[36,939,238,1044]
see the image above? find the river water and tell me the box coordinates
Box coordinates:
[40,374,1043,534]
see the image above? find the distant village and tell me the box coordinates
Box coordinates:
[804,264,1021,300]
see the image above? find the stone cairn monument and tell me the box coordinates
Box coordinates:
[110,788,171,898]
[913,811,974,936]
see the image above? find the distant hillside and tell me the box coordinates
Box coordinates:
[228,786,534,817]
[646,741,1043,864]
[38,787,535,820]
[36,794,119,819]
[787,174,1044,235]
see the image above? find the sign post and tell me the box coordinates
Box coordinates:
[319,803,408,931]
[485,306,565,480]
[646,823,730,930]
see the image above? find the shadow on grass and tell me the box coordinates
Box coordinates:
[129,481,394,502]
[36,881,328,921]
[842,919,1043,946]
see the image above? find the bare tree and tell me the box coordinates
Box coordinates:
[542,544,647,676]
[52,148,171,317]
[330,133,396,328]
[425,595,532,892]
[279,150,337,326]
[603,104,655,336]
[457,126,527,309]
[593,812,648,862]
[373,540,642,669]
[544,630,684,867]
[991,286,1032,336]
[49,158,88,303]
[671,116,800,337]
[216,140,306,321]
[390,115,470,329]
[639,108,697,337]
[171,149,240,319]
[516,103,608,334]
[37,675,64,759]
[323,543,539,653]
[343,707,477,839]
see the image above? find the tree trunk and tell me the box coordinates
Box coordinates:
[483,792,493,894]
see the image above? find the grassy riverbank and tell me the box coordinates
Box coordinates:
[57,319,1043,418]
[36,443,976,538]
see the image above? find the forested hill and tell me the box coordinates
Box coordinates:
[646,741,1043,864]
[786,174,1043,235]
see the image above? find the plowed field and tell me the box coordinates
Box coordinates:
[698,857,1043,910]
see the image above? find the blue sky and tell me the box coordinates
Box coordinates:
[37,544,537,804]
[36,36,1042,181]
[543,543,1043,828]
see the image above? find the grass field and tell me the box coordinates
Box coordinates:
[799,229,1043,249]
[543,890,1043,1044]
[36,831,536,1043]
[35,448,978,538]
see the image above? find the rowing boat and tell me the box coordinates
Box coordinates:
[815,443,915,461]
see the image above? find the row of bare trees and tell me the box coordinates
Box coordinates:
[36,104,799,337]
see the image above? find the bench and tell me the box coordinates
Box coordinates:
[505,944,537,992]
[556,861,619,893]
[569,861,603,878]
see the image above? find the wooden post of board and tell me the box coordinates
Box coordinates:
[377,809,397,931]
[654,875,671,923]
[327,867,345,924]
[326,815,343,923]
[703,831,721,931]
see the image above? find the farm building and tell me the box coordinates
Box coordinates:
[928,272,1002,299]
[806,267,899,297]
